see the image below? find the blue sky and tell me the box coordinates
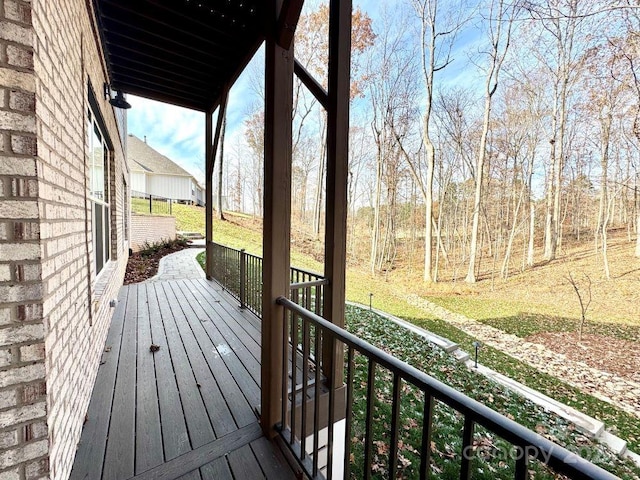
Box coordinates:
[126,0,484,186]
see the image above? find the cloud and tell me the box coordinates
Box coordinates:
[127,96,206,183]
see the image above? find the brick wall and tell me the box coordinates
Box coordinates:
[0,0,130,478]
[130,214,176,252]
[0,0,48,478]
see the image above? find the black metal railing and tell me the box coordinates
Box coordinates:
[276,297,618,480]
[131,190,173,215]
[209,241,326,318]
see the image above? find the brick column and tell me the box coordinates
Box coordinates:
[0,0,50,478]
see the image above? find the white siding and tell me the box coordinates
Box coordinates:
[131,171,147,192]
[148,174,192,201]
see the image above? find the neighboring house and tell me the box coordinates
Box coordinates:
[128,135,204,206]
[0,1,129,479]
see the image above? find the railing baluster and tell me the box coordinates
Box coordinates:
[344,346,354,480]
[389,373,402,480]
[460,416,475,480]
[326,334,336,480]
[312,324,321,478]
[281,308,289,434]
[420,393,434,480]
[515,446,528,480]
[363,360,376,480]
[290,301,298,445]
[301,318,310,460]
[239,249,246,309]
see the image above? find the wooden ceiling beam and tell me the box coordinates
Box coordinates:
[101,0,227,50]
[108,48,213,79]
[115,64,212,93]
[276,0,304,50]
[109,53,217,86]
[294,59,328,110]
[101,14,226,61]
[112,81,207,111]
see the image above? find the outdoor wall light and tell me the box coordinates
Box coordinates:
[104,83,132,109]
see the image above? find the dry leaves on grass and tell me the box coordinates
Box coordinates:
[527,331,640,383]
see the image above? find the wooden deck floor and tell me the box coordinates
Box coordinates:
[70,279,298,480]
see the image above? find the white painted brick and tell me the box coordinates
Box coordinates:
[0,200,39,219]
[0,362,44,388]
[26,458,49,479]
[7,44,34,69]
[0,110,36,133]
[0,20,33,46]
[20,342,45,361]
[0,284,43,303]
[0,430,19,450]
[4,0,32,25]
[0,308,11,326]
[0,402,46,428]
[0,264,11,281]
[0,324,45,348]
[0,347,13,367]
[0,157,37,176]
[0,388,18,408]
[0,244,40,261]
[0,466,20,480]
[0,68,35,91]
[0,439,48,470]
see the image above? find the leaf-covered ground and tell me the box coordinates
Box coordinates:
[124,238,189,284]
[344,305,640,479]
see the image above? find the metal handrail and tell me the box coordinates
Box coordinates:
[276,296,618,480]
[290,279,329,290]
[131,190,173,215]
[208,241,326,318]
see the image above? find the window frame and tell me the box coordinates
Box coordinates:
[86,89,114,279]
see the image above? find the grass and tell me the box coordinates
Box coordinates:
[345,305,640,479]
[181,206,640,455]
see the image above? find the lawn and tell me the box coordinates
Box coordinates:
[345,305,640,479]
[185,206,640,456]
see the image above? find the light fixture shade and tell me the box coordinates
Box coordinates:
[109,90,131,109]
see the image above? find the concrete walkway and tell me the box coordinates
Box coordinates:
[146,247,205,282]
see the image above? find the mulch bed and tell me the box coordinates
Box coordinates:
[124,241,190,284]
[526,331,640,384]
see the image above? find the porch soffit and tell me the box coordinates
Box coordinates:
[93,0,266,112]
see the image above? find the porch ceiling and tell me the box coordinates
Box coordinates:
[93,0,265,111]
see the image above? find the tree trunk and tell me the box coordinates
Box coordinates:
[527,201,535,267]
[216,112,227,220]
[424,137,435,281]
[370,145,383,273]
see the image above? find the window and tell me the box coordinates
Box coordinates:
[123,176,129,243]
[87,106,111,276]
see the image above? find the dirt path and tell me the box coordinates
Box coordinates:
[408,294,640,418]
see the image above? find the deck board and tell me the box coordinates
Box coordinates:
[70,278,298,480]
[135,284,164,473]
[227,444,265,479]
[69,287,129,480]
[199,457,233,480]
[146,283,192,461]
[102,283,138,480]
[171,281,257,429]
[162,282,237,437]
[156,282,216,448]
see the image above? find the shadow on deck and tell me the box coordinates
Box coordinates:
[70,279,299,480]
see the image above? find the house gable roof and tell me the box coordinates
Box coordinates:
[128,135,193,178]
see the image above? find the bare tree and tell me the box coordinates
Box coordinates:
[410,0,471,282]
[466,0,518,282]
[566,271,592,342]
